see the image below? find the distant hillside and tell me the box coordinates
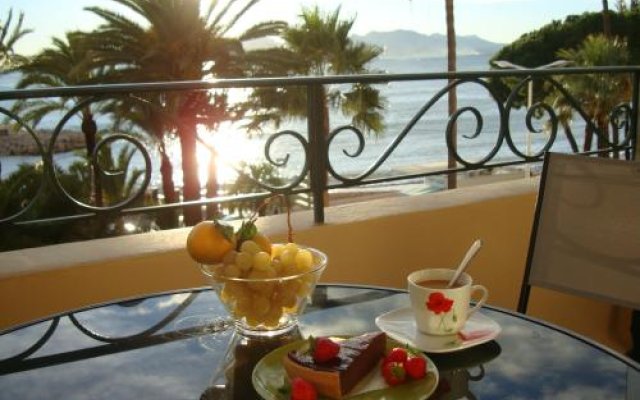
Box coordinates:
[353,30,504,59]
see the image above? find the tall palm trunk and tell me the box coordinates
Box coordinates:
[81,109,102,207]
[178,119,202,226]
[584,125,594,152]
[205,154,219,218]
[597,117,610,157]
[445,0,457,189]
[158,141,178,228]
[602,0,612,37]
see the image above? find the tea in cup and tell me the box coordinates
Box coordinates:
[407,268,488,336]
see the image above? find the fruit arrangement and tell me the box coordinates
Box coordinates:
[380,345,427,385]
[186,215,322,330]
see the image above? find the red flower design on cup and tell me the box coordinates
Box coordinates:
[426,292,454,314]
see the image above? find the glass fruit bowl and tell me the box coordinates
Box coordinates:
[200,244,327,337]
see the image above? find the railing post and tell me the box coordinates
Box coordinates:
[631,70,639,160]
[307,84,326,224]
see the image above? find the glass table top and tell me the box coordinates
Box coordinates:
[0,285,638,399]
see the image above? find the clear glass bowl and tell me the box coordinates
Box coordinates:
[200,246,327,337]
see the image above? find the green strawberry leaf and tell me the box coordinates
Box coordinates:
[236,219,258,244]
[213,220,234,242]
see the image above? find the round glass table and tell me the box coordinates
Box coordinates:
[0,284,638,399]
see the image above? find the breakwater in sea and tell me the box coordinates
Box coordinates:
[0,126,86,156]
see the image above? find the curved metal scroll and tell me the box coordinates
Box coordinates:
[45,96,153,213]
[0,107,49,224]
[327,78,506,184]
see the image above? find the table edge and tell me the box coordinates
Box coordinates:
[3,283,639,371]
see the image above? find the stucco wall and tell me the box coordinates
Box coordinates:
[0,179,632,355]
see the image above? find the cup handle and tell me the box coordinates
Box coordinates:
[468,284,488,317]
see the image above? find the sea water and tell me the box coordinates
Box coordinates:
[0,55,578,189]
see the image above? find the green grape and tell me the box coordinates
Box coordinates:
[253,251,271,271]
[271,259,285,276]
[271,244,285,259]
[251,293,271,317]
[240,240,261,255]
[222,250,238,265]
[295,249,313,270]
[274,283,297,308]
[280,249,297,268]
[223,263,241,278]
[263,304,283,327]
[235,251,253,272]
[283,242,299,254]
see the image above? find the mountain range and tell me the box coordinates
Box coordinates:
[245,30,504,59]
[353,30,504,59]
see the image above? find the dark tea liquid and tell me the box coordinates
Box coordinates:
[416,279,462,289]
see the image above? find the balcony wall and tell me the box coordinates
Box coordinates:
[0,179,633,355]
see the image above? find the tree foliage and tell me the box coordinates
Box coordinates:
[243,6,385,135]
[491,10,640,68]
[0,8,31,71]
[489,10,638,106]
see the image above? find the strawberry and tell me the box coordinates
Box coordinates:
[312,336,340,363]
[404,355,427,379]
[384,347,408,364]
[381,361,407,386]
[290,377,317,400]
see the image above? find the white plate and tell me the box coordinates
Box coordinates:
[375,307,501,354]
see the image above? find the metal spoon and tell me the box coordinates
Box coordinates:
[448,239,483,288]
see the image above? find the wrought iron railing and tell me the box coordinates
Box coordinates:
[0,66,637,238]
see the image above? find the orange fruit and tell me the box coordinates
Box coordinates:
[186,221,234,264]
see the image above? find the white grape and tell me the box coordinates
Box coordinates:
[271,244,285,259]
[235,251,253,272]
[271,259,285,276]
[295,249,313,270]
[253,251,271,271]
[280,249,297,268]
[222,250,238,265]
[223,263,241,278]
[240,240,261,255]
[283,242,299,254]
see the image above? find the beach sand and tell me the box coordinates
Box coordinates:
[327,165,535,207]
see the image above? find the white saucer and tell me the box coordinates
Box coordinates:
[375,307,501,354]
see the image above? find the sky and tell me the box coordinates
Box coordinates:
[3,0,604,56]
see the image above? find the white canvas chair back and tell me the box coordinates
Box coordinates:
[518,152,640,313]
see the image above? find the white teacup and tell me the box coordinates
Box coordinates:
[407,268,488,336]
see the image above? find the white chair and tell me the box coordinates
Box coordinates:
[518,152,640,313]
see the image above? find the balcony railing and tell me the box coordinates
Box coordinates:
[0,66,637,241]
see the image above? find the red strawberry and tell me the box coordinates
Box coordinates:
[404,356,427,379]
[381,361,407,386]
[290,377,317,400]
[384,347,408,364]
[312,337,340,363]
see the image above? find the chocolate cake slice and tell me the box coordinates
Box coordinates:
[282,332,386,399]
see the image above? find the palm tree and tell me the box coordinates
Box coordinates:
[86,0,282,225]
[445,0,457,189]
[12,31,105,205]
[246,6,383,132]
[555,34,630,156]
[0,8,32,71]
[602,0,613,37]
[243,6,384,203]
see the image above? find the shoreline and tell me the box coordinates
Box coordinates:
[328,163,538,206]
[0,127,85,156]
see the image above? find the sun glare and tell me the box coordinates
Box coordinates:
[197,122,264,188]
